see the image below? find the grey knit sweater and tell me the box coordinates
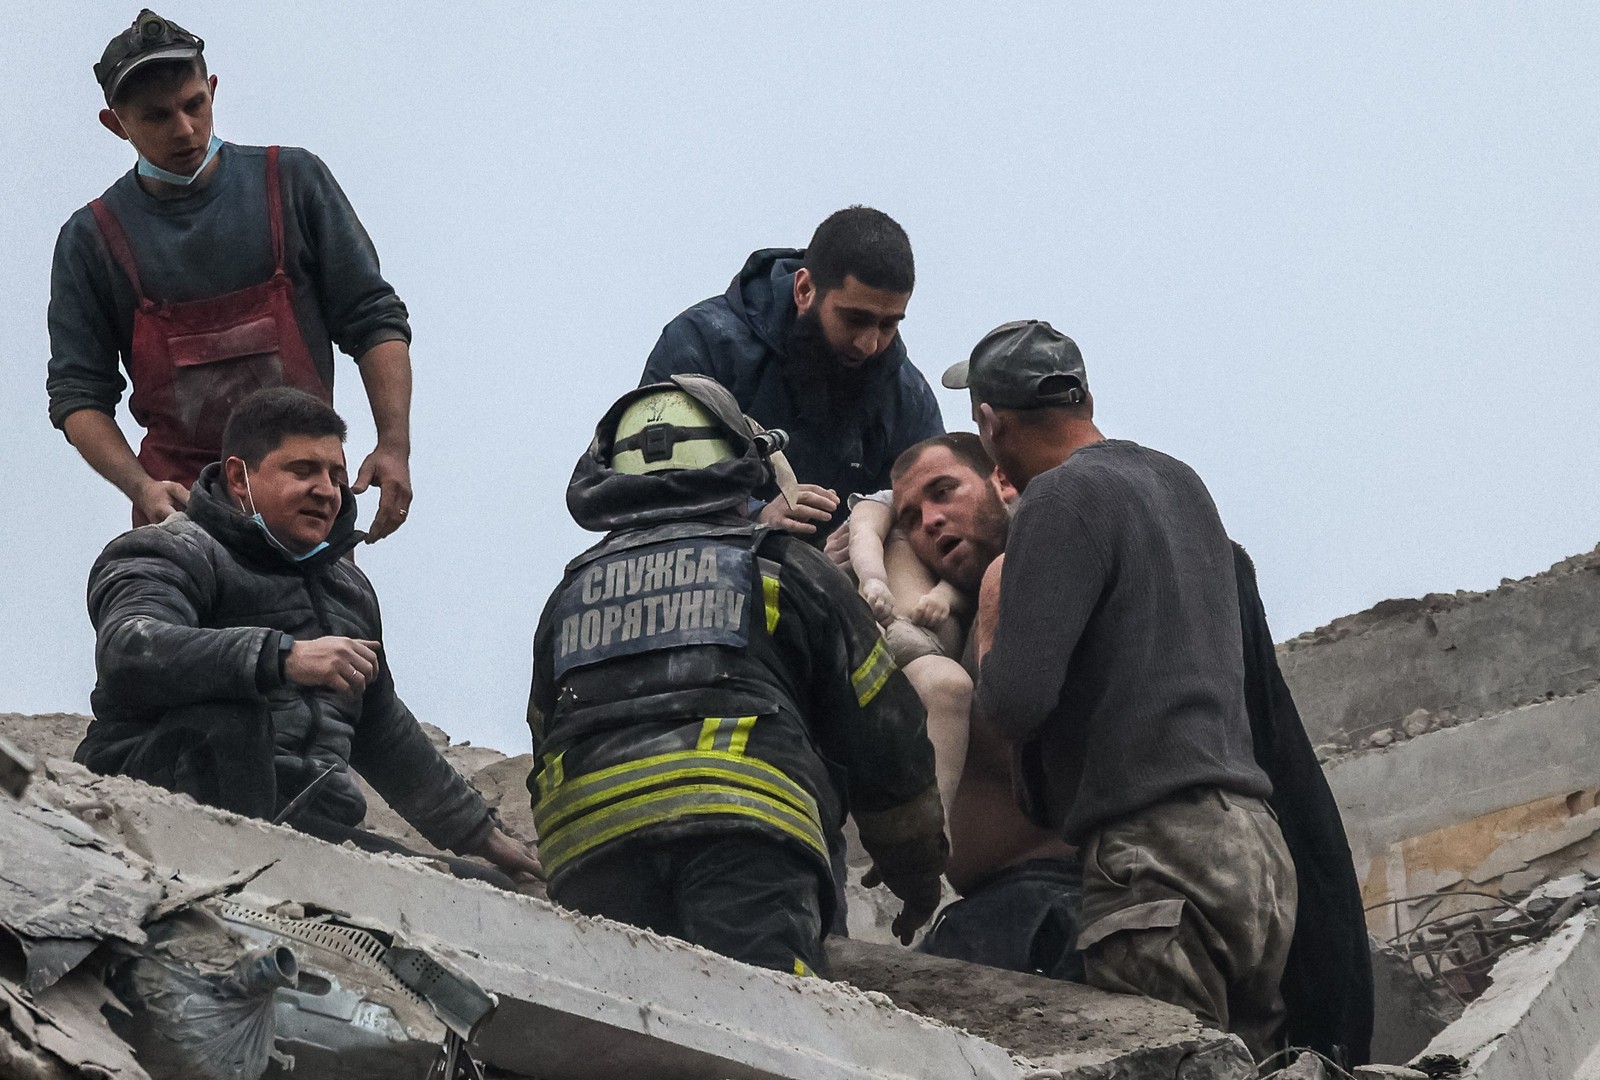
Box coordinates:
[978,439,1271,844]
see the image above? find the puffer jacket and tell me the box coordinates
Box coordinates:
[77,464,493,854]
[640,247,945,534]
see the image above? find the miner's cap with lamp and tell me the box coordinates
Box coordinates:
[95,9,204,104]
[941,319,1088,409]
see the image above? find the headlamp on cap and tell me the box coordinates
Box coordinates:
[95,9,204,104]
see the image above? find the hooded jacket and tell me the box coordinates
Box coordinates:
[640,248,944,533]
[527,428,944,893]
[77,464,494,854]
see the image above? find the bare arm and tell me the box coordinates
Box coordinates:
[62,408,188,523]
[351,340,413,543]
[974,554,1004,662]
[976,487,1105,740]
[848,498,896,623]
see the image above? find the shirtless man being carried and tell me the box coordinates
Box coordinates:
[885,433,1084,981]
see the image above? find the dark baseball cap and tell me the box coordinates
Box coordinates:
[941,320,1088,408]
[95,10,204,105]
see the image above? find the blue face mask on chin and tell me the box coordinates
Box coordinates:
[240,466,331,563]
[136,132,223,187]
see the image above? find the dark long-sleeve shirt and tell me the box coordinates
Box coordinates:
[978,439,1270,844]
[47,142,410,430]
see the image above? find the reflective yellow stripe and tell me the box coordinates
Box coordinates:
[695,715,755,753]
[534,750,818,835]
[538,761,814,834]
[727,715,755,755]
[696,718,721,751]
[535,752,565,800]
[850,638,896,707]
[763,571,781,633]
[793,958,813,977]
[540,785,827,876]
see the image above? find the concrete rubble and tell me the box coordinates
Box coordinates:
[1270,543,1600,1076]
[1416,912,1600,1080]
[0,721,1252,1080]
[1275,546,1600,937]
[11,540,1600,1076]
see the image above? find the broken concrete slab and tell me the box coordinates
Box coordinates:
[0,712,950,952]
[827,939,1254,1079]
[32,767,1020,1079]
[1417,912,1600,1079]
[2,966,151,1080]
[0,794,165,980]
[17,762,1261,1080]
[1468,808,1600,884]
[1272,1053,1327,1079]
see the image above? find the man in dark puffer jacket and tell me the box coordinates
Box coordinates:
[76,387,542,884]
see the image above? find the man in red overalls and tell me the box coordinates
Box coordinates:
[48,10,415,538]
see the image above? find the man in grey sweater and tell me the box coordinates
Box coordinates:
[945,321,1296,1059]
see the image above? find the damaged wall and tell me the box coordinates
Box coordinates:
[1264,545,1600,946]
[1278,544,1600,752]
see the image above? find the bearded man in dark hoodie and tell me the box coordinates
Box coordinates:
[75,387,542,886]
[640,207,944,541]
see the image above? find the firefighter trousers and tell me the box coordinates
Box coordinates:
[552,834,826,977]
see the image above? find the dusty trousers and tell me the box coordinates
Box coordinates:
[76,700,279,818]
[74,700,513,888]
[1077,786,1297,1060]
[551,835,827,976]
[920,857,1085,982]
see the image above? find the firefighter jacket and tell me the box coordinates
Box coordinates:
[529,445,941,892]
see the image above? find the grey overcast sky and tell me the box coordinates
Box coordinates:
[2,3,1596,752]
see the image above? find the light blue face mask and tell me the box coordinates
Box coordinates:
[240,466,331,563]
[135,132,223,187]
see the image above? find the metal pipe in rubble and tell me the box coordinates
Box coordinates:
[227,945,300,996]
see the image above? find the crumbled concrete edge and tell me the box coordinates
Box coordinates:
[20,763,1028,1080]
[828,939,1254,1079]
[1280,543,1600,653]
[1417,912,1600,1079]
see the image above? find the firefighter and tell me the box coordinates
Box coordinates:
[527,375,948,975]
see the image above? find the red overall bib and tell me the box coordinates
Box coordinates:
[89,146,331,522]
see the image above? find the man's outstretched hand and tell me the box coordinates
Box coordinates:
[352,443,412,543]
[758,484,839,535]
[862,863,943,945]
[134,478,189,524]
[478,827,545,885]
[823,520,852,567]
